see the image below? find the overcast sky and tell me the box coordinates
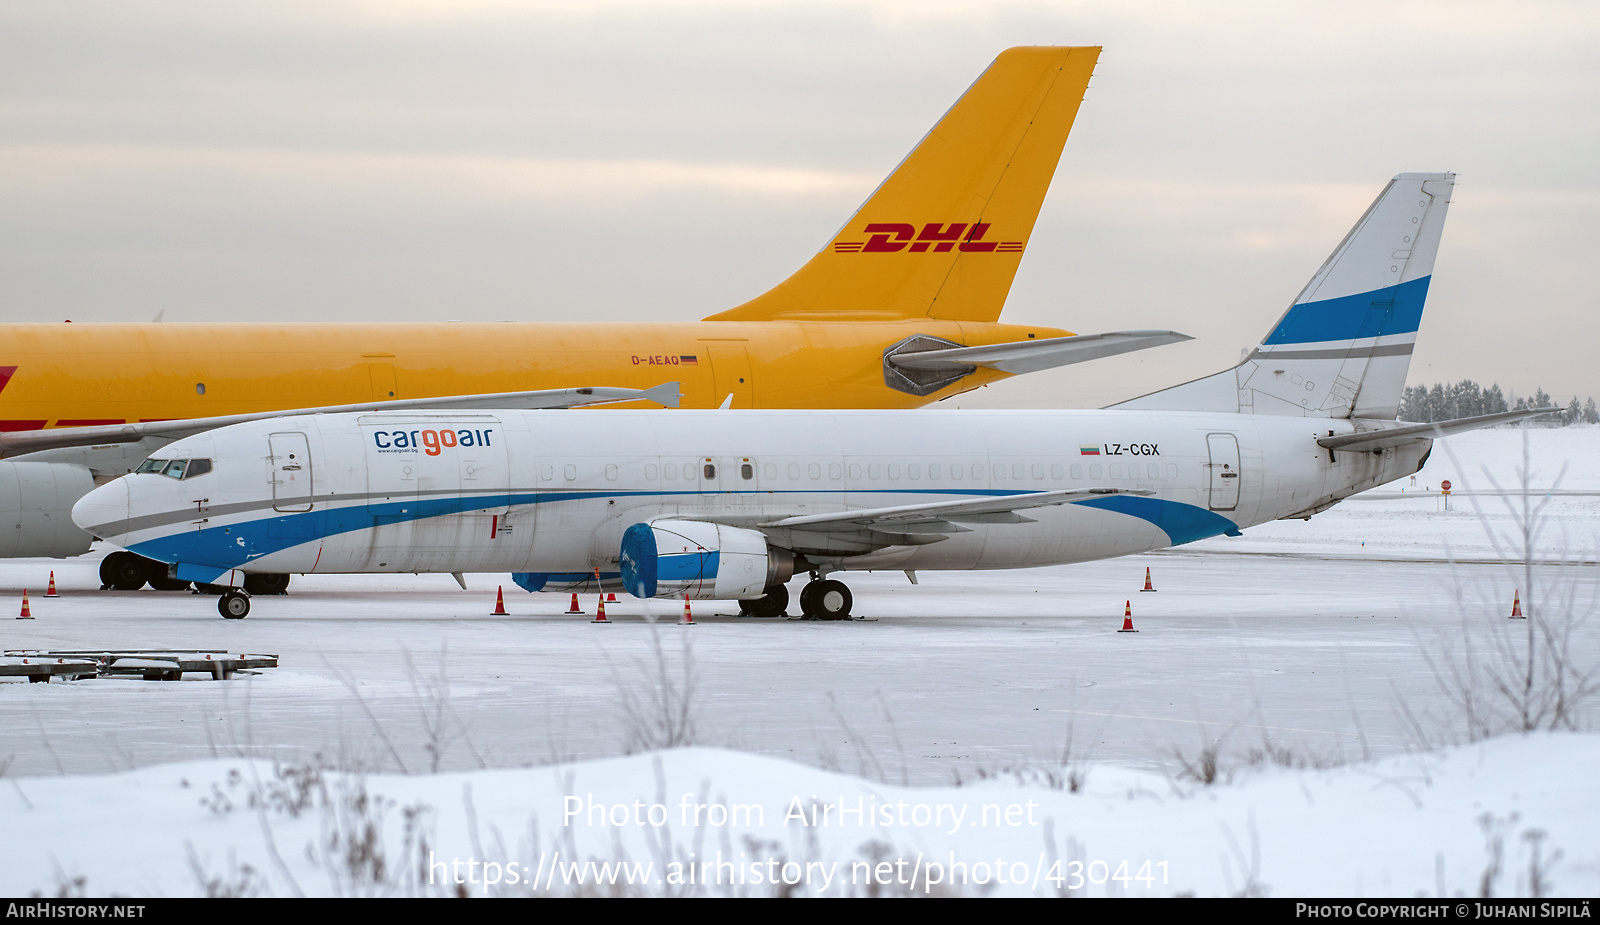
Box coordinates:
[2,0,1596,407]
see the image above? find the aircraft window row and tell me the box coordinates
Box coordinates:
[134,458,213,480]
[531,460,1182,484]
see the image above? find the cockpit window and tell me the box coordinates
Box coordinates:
[136,457,212,479]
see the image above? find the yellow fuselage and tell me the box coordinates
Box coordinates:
[0,319,1069,427]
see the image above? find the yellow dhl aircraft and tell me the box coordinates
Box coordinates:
[0,45,1187,567]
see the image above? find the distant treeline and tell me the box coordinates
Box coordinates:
[1400,380,1598,425]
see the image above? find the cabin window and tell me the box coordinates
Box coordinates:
[1051,463,1064,480]
[809,463,822,480]
[908,463,920,480]
[868,464,881,480]
[928,463,940,480]
[887,463,900,480]
[1071,464,1083,480]
[1012,463,1025,480]
[828,463,841,480]
[684,463,697,480]
[970,464,983,480]
[741,463,754,480]
[541,465,554,481]
[662,464,676,481]
[849,464,862,480]
[1148,463,1160,479]
[950,463,962,481]
[1109,463,1121,479]
[645,464,658,480]
[1166,463,1178,479]
[605,464,618,481]
[1089,463,1102,480]
[992,464,1005,481]
[195,383,206,395]
[1032,463,1045,480]
[787,463,801,480]
[763,463,776,480]
[703,463,716,480]
[564,464,577,481]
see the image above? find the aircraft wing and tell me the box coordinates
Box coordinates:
[760,487,1154,534]
[0,382,682,458]
[1316,407,1560,453]
[886,331,1192,375]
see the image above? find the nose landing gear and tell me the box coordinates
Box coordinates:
[798,578,852,620]
[218,590,251,619]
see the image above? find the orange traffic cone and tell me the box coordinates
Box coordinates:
[1510,590,1524,619]
[492,586,508,616]
[1140,567,1157,592]
[18,589,32,620]
[1117,600,1138,633]
[45,571,59,598]
[680,595,695,626]
[566,592,583,614]
[592,596,609,623]
[607,592,617,602]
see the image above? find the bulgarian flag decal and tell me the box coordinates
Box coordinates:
[1079,445,1100,456]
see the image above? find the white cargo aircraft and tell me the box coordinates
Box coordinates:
[72,173,1551,619]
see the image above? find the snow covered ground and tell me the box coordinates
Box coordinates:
[0,426,1595,897]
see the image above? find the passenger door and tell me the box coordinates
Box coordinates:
[268,432,314,513]
[1206,432,1241,511]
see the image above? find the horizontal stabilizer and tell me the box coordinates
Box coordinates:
[760,487,1152,532]
[0,383,682,458]
[1317,407,1561,452]
[887,330,1192,374]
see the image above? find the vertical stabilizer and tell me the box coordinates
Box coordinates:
[1115,173,1454,418]
[705,46,1100,323]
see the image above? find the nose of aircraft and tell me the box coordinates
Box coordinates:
[71,478,129,540]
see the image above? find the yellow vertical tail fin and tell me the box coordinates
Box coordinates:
[705,46,1100,324]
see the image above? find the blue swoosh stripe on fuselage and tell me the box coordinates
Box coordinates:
[128,488,1241,572]
[1260,276,1429,346]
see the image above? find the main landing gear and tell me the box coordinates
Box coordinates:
[798,578,852,620]
[738,585,789,618]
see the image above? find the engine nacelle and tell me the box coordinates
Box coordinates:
[0,461,95,558]
[620,520,793,601]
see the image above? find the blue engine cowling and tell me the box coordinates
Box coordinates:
[620,520,792,601]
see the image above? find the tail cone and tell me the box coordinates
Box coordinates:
[492,586,508,616]
[1510,590,1524,619]
[45,572,59,598]
[566,593,583,614]
[18,589,32,620]
[1140,566,1156,592]
[680,595,695,626]
[1117,600,1137,633]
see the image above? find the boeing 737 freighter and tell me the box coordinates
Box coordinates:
[0,45,1189,585]
[75,173,1546,619]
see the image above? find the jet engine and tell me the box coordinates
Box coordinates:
[620,520,794,600]
[0,461,96,558]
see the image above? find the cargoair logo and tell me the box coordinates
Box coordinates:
[372,427,494,456]
[832,223,1022,254]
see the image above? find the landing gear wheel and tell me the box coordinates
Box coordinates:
[242,573,290,596]
[741,585,789,618]
[218,591,251,619]
[800,579,852,620]
[104,551,150,591]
